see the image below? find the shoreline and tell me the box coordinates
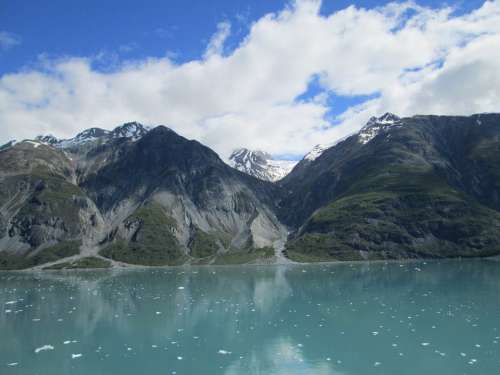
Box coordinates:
[2,254,499,274]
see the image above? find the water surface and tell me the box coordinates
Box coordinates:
[1,260,500,374]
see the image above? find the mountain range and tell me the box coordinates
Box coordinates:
[0,113,499,269]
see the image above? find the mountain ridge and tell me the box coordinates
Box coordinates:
[1,113,499,269]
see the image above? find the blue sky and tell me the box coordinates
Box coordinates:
[1,0,484,75]
[0,0,497,159]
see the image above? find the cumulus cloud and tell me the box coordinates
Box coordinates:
[0,31,21,50]
[1,0,500,159]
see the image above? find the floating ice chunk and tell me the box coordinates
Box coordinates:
[63,341,71,345]
[421,342,430,346]
[460,352,467,357]
[156,312,162,315]
[4,301,17,305]
[177,287,185,290]
[374,362,382,367]
[177,356,183,360]
[372,331,379,336]
[71,354,82,359]
[7,363,18,367]
[218,350,231,355]
[35,345,54,353]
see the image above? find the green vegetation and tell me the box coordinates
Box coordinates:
[100,203,185,266]
[44,256,111,270]
[30,240,81,264]
[190,229,219,258]
[213,247,274,265]
[287,188,500,261]
[189,228,228,258]
[0,240,81,270]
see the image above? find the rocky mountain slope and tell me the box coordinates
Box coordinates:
[0,113,499,269]
[0,123,286,269]
[229,148,297,182]
[280,113,500,261]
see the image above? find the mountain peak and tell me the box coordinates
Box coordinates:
[109,122,150,140]
[360,112,402,144]
[35,134,60,145]
[378,112,400,123]
[229,148,297,182]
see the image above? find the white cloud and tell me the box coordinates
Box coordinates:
[1,1,500,159]
[0,31,21,50]
[204,21,232,58]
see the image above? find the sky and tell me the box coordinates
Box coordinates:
[0,0,499,160]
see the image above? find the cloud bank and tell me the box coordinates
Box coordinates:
[1,0,500,159]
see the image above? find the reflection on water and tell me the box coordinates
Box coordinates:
[1,260,500,374]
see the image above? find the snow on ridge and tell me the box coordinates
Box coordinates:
[301,113,401,161]
[303,132,354,162]
[34,122,152,149]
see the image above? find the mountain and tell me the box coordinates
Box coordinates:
[1,113,499,269]
[279,113,500,261]
[229,148,297,182]
[0,123,285,269]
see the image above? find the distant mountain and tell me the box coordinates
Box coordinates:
[34,122,150,150]
[279,113,500,261]
[229,148,297,182]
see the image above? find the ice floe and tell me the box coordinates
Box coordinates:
[35,345,54,353]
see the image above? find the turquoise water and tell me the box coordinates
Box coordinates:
[1,260,500,374]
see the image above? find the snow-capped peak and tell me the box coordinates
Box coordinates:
[359,112,401,144]
[34,122,152,150]
[109,122,150,140]
[229,148,297,182]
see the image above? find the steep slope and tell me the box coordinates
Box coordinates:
[280,113,500,261]
[0,141,104,269]
[81,126,286,265]
[0,124,286,269]
[229,148,297,182]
